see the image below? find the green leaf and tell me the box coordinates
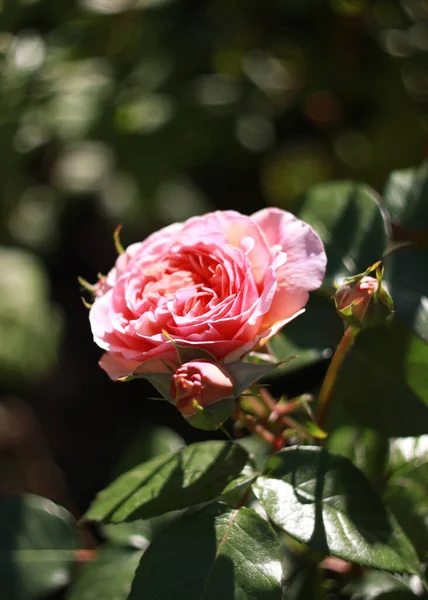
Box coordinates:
[268,331,323,374]
[367,593,419,600]
[327,318,428,436]
[220,458,257,507]
[252,446,420,574]
[110,425,185,480]
[383,160,428,231]
[303,421,327,440]
[344,570,414,600]
[101,520,151,549]
[383,436,428,559]
[67,544,143,600]
[327,426,389,492]
[268,294,344,376]
[389,435,428,473]
[102,510,183,548]
[184,395,235,431]
[0,494,79,600]
[85,441,249,523]
[236,434,272,471]
[134,372,173,402]
[293,181,389,290]
[281,543,322,600]
[385,248,428,343]
[129,503,283,600]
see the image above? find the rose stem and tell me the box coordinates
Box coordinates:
[257,387,276,413]
[233,407,276,445]
[316,326,357,431]
[269,395,313,420]
[279,415,311,440]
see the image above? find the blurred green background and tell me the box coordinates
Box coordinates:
[0,0,427,516]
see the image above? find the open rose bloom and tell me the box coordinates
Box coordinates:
[89,208,326,380]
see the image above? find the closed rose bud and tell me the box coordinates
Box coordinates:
[334,274,393,330]
[171,359,235,417]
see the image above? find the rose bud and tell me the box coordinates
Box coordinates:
[334,274,393,330]
[171,360,235,430]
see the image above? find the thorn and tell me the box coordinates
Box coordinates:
[80,296,92,309]
[114,225,125,255]
[77,276,96,293]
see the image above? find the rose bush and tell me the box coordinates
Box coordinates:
[89,208,326,379]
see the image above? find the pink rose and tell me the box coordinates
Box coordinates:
[171,359,235,417]
[89,208,326,380]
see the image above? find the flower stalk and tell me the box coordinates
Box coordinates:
[316,325,356,430]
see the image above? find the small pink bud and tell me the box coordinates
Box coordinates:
[171,359,235,417]
[334,274,393,330]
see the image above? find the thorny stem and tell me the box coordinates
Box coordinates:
[233,407,276,445]
[280,415,311,439]
[257,387,276,413]
[269,394,313,422]
[317,326,357,431]
[237,389,319,448]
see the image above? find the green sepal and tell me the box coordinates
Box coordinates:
[161,330,218,364]
[118,372,173,402]
[184,395,236,430]
[226,359,284,397]
[113,225,125,255]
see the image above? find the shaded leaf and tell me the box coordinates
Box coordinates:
[327,425,389,492]
[389,435,428,473]
[253,446,420,574]
[67,544,143,600]
[268,293,343,377]
[102,508,186,549]
[136,373,173,402]
[383,160,428,231]
[101,520,152,549]
[327,318,428,436]
[236,434,272,471]
[383,436,428,559]
[0,494,79,600]
[110,425,185,480]
[220,458,257,507]
[386,248,428,343]
[85,441,248,523]
[293,181,389,290]
[129,503,282,600]
[344,570,414,600]
[282,543,322,600]
[184,395,235,431]
[373,593,420,600]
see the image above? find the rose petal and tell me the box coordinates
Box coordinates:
[89,208,327,379]
[181,211,272,285]
[99,352,145,379]
[251,207,326,291]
